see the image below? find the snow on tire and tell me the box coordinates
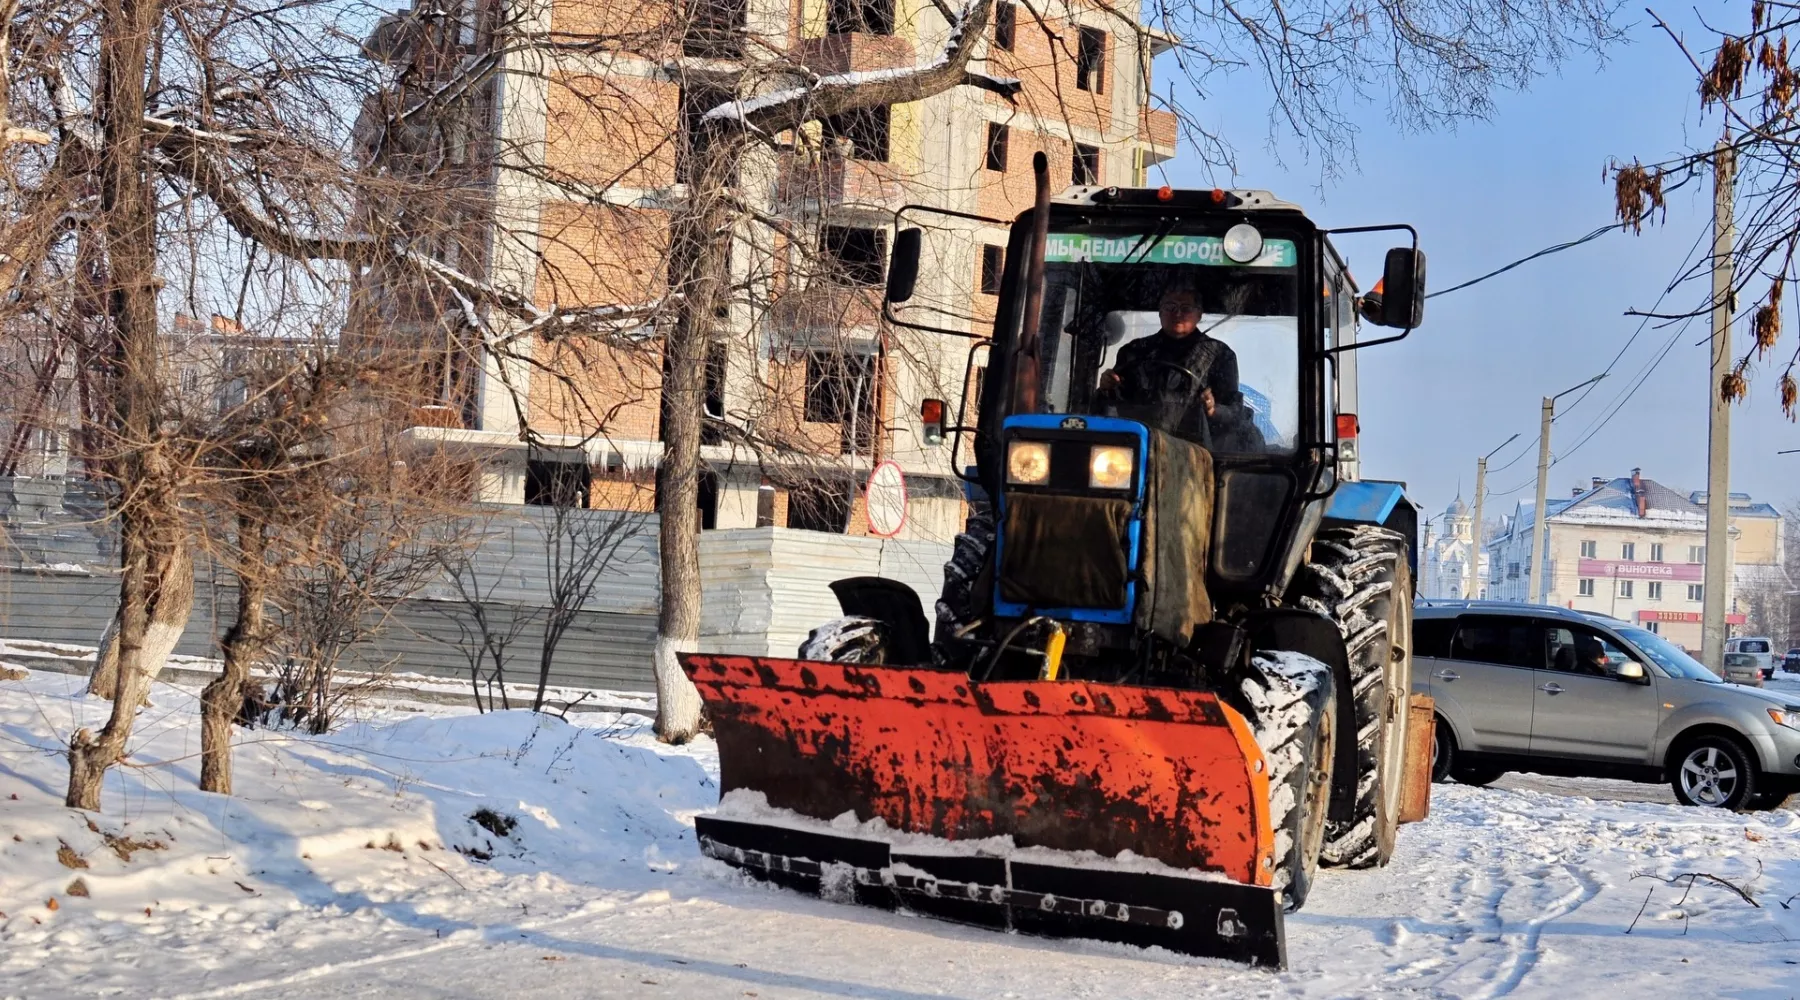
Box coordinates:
[799,617,890,664]
[1225,651,1337,912]
[1295,524,1412,871]
[933,506,994,646]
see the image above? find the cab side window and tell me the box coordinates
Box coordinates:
[1449,616,1539,668]
[1413,618,1455,659]
[1544,625,1633,678]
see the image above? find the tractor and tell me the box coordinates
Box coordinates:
[680,156,1431,968]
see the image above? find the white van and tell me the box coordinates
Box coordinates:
[1724,637,1777,680]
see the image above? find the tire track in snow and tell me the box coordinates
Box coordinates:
[160,895,632,1000]
[1472,864,1601,999]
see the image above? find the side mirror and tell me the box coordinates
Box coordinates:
[1377,247,1426,329]
[1614,660,1646,682]
[886,227,923,304]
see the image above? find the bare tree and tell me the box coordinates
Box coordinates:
[1613,4,1800,416]
[425,515,537,713]
[532,466,650,711]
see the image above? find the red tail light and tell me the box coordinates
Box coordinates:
[1335,413,1359,440]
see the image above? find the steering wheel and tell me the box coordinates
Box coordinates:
[1136,360,1214,451]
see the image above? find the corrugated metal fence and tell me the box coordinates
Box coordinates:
[0,496,953,693]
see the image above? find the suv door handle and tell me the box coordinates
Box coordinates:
[1434,670,1460,682]
[1538,682,1564,695]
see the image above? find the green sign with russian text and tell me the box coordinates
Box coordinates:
[1043,233,1297,268]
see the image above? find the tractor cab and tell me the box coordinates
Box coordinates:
[888,183,1423,682]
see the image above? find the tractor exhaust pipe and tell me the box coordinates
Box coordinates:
[1011,152,1052,414]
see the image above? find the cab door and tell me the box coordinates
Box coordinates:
[1428,614,1538,752]
[1528,623,1661,764]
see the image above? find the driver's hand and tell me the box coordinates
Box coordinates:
[1098,369,1121,391]
[1201,387,1216,417]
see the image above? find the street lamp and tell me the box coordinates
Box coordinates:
[1527,374,1607,605]
[1467,432,1519,603]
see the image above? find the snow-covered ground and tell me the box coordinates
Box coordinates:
[4,667,1800,999]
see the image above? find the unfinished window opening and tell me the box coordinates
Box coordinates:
[1072,143,1100,185]
[1076,26,1106,93]
[683,0,746,56]
[985,123,1009,172]
[980,244,1004,295]
[826,0,894,34]
[822,226,886,286]
[678,85,738,184]
[805,350,878,454]
[702,342,728,446]
[787,480,854,533]
[525,459,591,508]
[821,105,891,162]
[993,2,1016,49]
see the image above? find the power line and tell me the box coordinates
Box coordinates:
[1466,223,1709,500]
[1426,224,1623,300]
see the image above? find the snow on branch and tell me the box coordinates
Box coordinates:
[700,0,1017,137]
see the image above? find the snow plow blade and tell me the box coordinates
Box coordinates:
[682,654,1285,967]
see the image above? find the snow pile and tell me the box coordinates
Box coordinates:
[4,664,1800,998]
[0,668,716,998]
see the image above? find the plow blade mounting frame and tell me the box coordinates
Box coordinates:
[698,816,1286,967]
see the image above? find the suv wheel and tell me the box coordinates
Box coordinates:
[1430,716,1456,783]
[1671,735,1759,810]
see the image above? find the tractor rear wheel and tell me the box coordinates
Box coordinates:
[1224,651,1337,912]
[1295,524,1412,871]
[932,506,995,648]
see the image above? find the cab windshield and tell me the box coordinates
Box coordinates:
[1028,228,1301,454]
[1618,627,1720,682]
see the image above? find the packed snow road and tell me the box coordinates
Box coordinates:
[3,669,1799,1000]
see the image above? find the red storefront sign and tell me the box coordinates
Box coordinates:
[1577,558,1704,581]
[1637,610,1747,624]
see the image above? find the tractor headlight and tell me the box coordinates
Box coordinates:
[1006,440,1051,485]
[1088,445,1135,490]
[1222,223,1264,264]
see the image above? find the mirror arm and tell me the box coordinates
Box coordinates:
[1321,222,1422,352]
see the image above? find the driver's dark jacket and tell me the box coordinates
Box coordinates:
[1101,330,1256,446]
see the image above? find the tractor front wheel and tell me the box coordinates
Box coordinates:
[1224,651,1337,912]
[1295,524,1412,870]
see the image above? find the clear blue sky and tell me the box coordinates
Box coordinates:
[1156,9,1800,525]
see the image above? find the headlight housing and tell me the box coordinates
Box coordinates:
[1222,223,1264,264]
[1088,445,1135,490]
[1769,708,1800,733]
[1006,440,1051,485]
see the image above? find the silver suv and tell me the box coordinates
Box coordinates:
[1413,601,1800,810]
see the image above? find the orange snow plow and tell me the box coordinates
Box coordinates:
[683,653,1289,967]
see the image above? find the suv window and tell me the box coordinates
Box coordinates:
[1449,615,1539,669]
[1544,624,1634,677]
[1413,617,1455,659]
[1739,639,1770,653]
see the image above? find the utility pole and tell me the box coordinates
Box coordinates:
[1527,400,1553,604]
[1468,433,1518,602]
[1702,138,1736,672]
[1526,376,1605,605]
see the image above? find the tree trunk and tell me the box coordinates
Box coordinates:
[88,542,192,701]
[653,143,738,744]
[67,0,170,810]
[65,503,180,809]
[200,511,268,794]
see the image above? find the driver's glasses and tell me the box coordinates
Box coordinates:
[1160,301,1199,315]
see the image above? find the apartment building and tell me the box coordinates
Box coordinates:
[1484,469,1786,650]
[360,0,1177,541]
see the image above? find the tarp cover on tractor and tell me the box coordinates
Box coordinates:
[682,654,1276,886]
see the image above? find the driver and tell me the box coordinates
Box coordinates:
[1096,278,1259,449]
